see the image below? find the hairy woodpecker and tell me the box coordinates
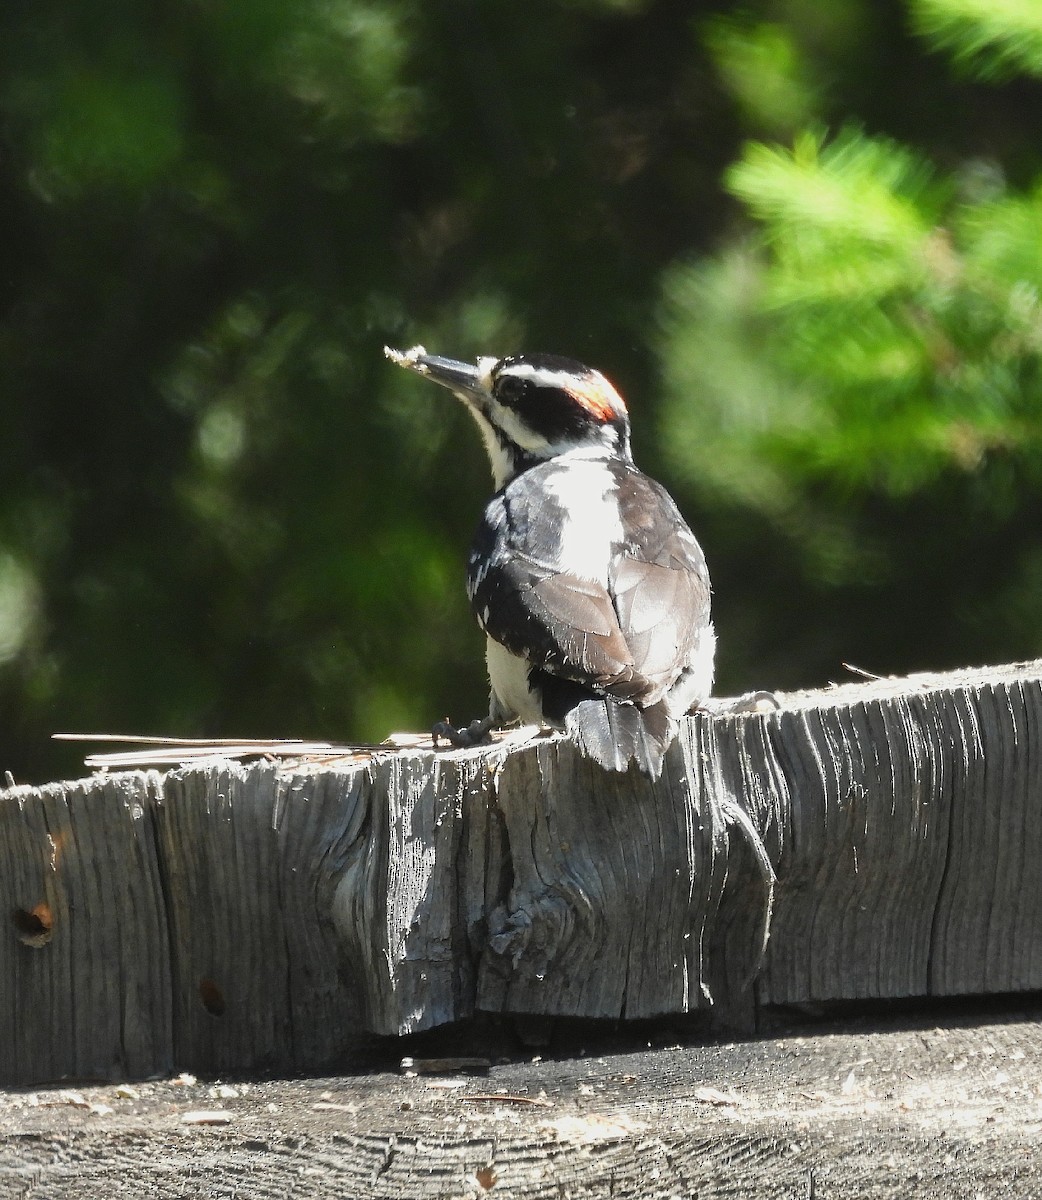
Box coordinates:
[386,344,715,778]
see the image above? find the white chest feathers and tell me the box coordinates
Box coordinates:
[485,638,543,724]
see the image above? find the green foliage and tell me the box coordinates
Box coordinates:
[657,0,1042,688]
[703,16,820,137]
[4,0,1042,780]
[36,67,186,198]
[662,127,1042,499]
[910,0,1042,79]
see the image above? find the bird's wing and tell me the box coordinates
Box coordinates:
[468,464,711,706]
[471,546,643,697]
[609,468,712,696]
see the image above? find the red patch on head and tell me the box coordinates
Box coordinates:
[565,374,626,422]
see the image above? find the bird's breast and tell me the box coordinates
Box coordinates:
[485,637,544,724]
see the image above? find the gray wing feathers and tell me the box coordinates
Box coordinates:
[612,557,705,697]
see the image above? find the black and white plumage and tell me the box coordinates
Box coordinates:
[385,345,715,778]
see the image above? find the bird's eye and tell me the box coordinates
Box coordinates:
[495,375,527,405]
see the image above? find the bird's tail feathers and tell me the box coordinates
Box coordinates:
[567,698,676,779]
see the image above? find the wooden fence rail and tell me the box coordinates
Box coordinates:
[3,660,1041,1084]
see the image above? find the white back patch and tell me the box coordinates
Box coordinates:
[541,454,621,583]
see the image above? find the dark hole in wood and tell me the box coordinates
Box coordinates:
[199,978,226,1016]
[12,903,54,948]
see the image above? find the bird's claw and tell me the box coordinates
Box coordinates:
[432,716,496,749]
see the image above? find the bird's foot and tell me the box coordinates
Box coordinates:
[432,716,496,749]
[699,690,780,716]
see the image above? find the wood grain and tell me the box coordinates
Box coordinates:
[3,1005,1042,1199]
[2,659,1041,1084]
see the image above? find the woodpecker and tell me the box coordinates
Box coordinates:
[385,344,716,779]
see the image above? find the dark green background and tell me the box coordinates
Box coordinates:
[3,0,1041,783]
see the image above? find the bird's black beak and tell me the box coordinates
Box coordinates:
[384,345,489,406]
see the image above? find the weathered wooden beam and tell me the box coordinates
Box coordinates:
[2,660,1041,1084]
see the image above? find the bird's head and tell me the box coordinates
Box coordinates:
[386,346,632,489]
